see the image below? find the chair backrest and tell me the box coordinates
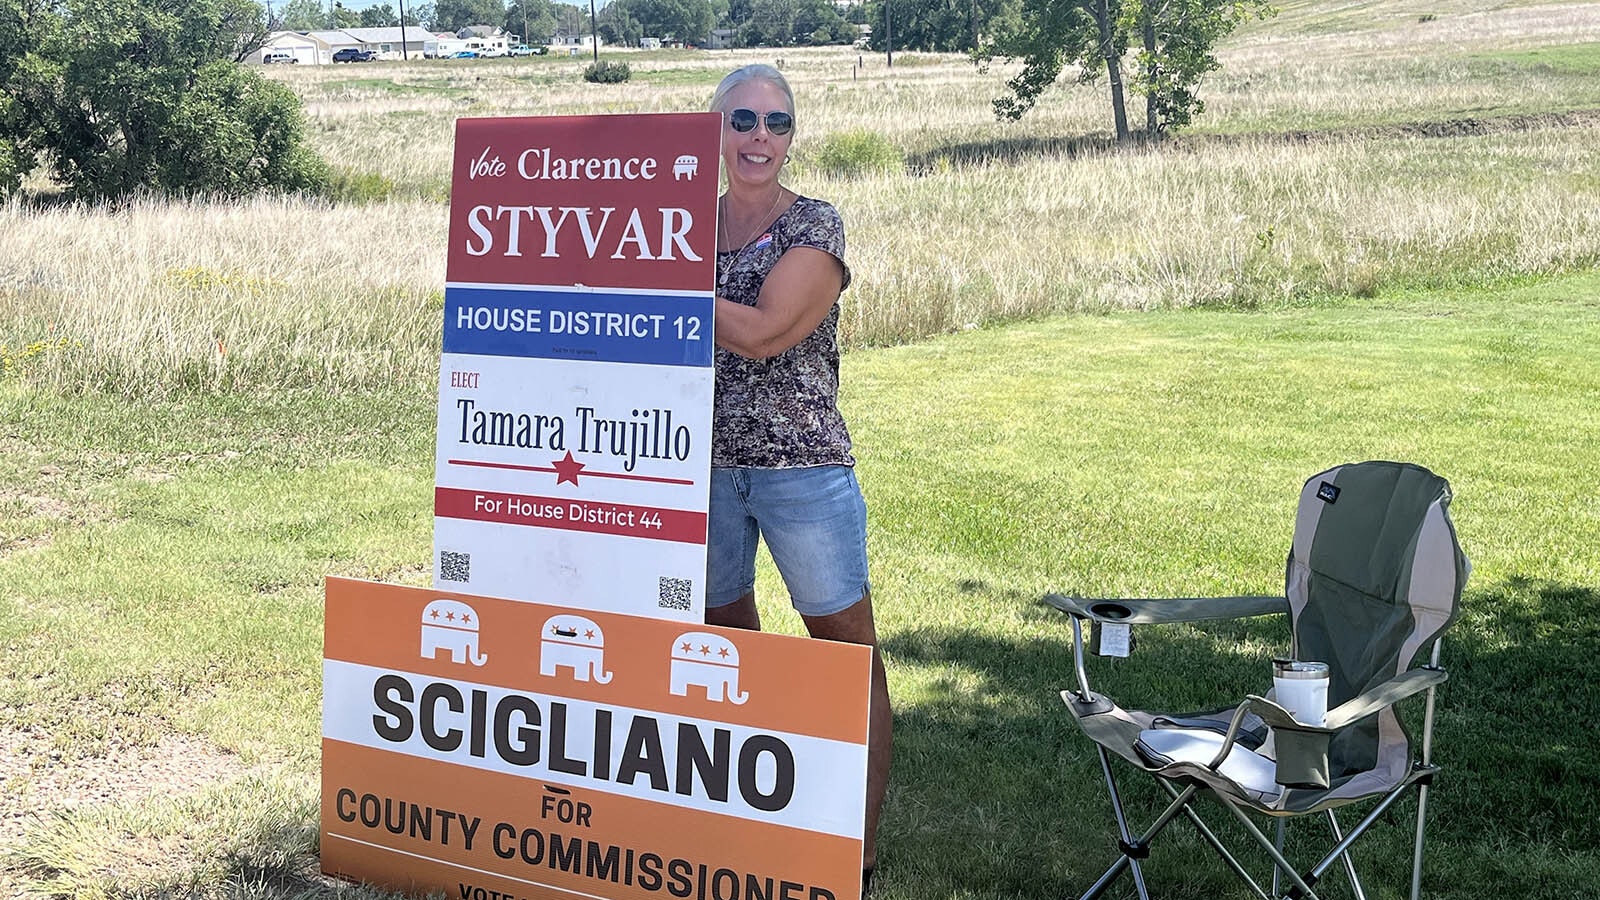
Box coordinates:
[1285,461,1468,782]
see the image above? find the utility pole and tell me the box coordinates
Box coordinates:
[590,0,600,62]
[399,0,409,59]
[885,0,892,67]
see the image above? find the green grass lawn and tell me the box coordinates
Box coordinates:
[2,274,1598,898]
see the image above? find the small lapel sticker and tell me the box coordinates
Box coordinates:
[1316,482,1341,504]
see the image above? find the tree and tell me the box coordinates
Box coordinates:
[331,1,361,27]
[279,0,327,29]
[503,0,558,43]
[979,0,1271,139]
[608,0,714,42]
[0,0,325,199]
[434,0,507,30]
[1125,0,1268,132]
[360,4,398,26]
[865,0,1016,53]
[551,1,585,34]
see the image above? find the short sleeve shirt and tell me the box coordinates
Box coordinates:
[712,196,854,469]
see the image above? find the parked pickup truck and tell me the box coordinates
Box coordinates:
[332,48,377,62]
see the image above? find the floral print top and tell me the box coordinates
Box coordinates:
[712,196,854,469]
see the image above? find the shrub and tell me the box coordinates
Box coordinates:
[583,60,632,84]
[158,62,328,197]
[323,169,399,204]
[810,129,904,177]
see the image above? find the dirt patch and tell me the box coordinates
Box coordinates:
[0,726,251,849]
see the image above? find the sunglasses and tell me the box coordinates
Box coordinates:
[727,108,794,136]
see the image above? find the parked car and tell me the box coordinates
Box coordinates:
[451,50,480,58]
[509,44,547,56]
[263,51,297,64]
[332,48,376,62]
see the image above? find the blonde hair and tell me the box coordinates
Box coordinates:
[709,64,796,118]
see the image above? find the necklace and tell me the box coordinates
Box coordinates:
[717,189,786,292]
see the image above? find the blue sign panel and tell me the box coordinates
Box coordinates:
[444,286,714,367]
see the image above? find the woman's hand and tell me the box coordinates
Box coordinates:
[714,246,844,359]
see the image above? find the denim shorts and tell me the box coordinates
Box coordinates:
[705,465,870,617]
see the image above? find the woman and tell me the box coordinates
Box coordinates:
[705,64,890,894]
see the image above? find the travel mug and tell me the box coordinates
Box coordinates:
[1272,659,1330,726]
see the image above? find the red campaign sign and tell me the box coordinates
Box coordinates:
[446,114,723,292]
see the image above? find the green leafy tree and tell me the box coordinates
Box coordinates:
[279,0,327,28]
[1124,0,1270,131]
[504,0,558,42]
[330,2,361,27]
[634,0,716,42]
[865,0,1015,52]
[360,5,398,26]
[597,5,643,46]
[434,0,507,30]
[551,1,585,34]
[0,0,325,199]
[978,0,1272,139]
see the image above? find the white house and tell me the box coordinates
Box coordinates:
[341,26,438,59]
[550,32,603,55]
[254,31,329,64]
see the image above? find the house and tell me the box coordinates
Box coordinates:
[254,31,332,64]
[639,36,661,50]
[706,28,736,50]
[340,26,438,59]
[550,32,603,55]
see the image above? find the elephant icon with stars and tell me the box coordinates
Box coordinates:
[539,614,614,684]
[420,599,488,666]
[668,631,749,704]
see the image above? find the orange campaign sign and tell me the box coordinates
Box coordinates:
[322,577,872,900]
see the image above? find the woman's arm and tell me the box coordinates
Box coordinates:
[715,246,844,360]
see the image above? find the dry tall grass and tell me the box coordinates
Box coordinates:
[2,2,1599,396]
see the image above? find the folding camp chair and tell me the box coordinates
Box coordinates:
[1046,461,1468,900]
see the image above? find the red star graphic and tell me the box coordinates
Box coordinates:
[461,614,471,624]
[718,646,730,659]
[430,609,440,619]
[551,451,586,486]
[699,644,712,656]
[445,611,456,621]
[585,629,595,639]
[679,641,693,653]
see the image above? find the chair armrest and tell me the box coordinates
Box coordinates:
[1241,666,1449,788]
[1044,593,1287,625]
[1323,666,1447,730]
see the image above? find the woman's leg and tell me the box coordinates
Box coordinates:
[803,593,892,875]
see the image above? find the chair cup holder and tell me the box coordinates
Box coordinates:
[1088,602,1133,620]
[1273,728,1332,789]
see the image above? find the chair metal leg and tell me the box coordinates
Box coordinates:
[1410,782,1431,900]
[1082,747,1151,900]
[1326,810,1368,900]
[1272,819,1287,898]
[1215,797,1325,900]
[1158,781,1272,900]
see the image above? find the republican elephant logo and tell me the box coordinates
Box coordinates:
[420,599,488,666]
[672,154,699,180]
[539,614,613,684]
[669,631,749,704]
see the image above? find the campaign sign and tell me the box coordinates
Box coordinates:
[435,114,721,620]
[322,577,871,900]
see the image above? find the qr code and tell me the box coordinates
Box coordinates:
[439,550,470,583]
[658,576,692,611]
